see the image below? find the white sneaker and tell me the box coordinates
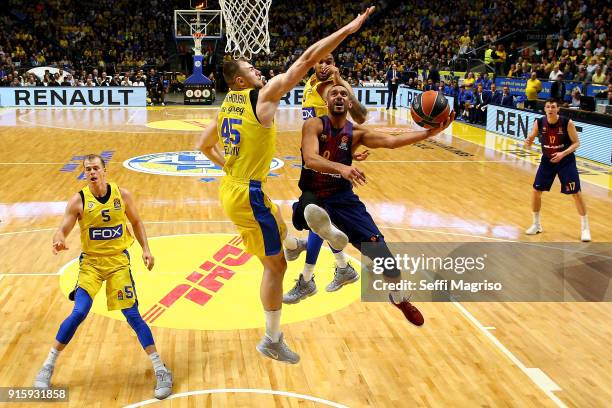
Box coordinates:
[154,367,173,400]
[34,364,54,388]
[525,224,543,235]
[581,229,591,242]
[304,204,348,251]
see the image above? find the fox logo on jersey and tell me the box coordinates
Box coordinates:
[89,225,123,240]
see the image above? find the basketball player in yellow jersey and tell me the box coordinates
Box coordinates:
[284,54,370,303]
[198,6,375,363]
[302,54,368,123]
[33,154,172,400]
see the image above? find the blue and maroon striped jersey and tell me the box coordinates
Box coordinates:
[537,116,572,159]
[299,116,353,198]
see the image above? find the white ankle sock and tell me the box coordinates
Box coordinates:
[264,310,281,342]
[333,251,348,268]
[149,352,165,372]
[532,212,541,225]
[44,347,60,367]
[581,215,589,231]
[283,235,298,250]
[301,264,315,282]
[390,291,403,303]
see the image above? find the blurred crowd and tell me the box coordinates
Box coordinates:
[0,0,609,106]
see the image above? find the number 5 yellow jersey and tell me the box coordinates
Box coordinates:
[79,182,134,256]
[217,88,277,182]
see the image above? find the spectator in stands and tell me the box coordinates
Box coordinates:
[61,74,72,86]
[549,64,562,80]
[591,66,606,84]
[110,74,122,86]
[569,87,582,108]
[550,74,566,102]
[464,72,475,91]
[489,83,502,105]
[501,85,514,107]
[524,72,542,110]
[49,73,60,87]
[427,63,440,86]
[424,78,435,91]
[469,84,486,124]
[494,44,506,76]
[458,84,474,121]
[24,74,37,87]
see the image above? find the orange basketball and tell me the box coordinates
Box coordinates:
[410,90,451,129]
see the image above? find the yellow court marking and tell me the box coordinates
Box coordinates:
[59,234,360,330]
[146,118,211,131]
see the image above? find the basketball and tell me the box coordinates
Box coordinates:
[410,90,451,129]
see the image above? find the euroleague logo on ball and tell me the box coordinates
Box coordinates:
[58,234,360,330]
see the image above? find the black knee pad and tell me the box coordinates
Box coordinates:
[292,191,320,231]
[361,237,400,278]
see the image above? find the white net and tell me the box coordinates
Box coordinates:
[219,0,272,59]
[193,32,203,56]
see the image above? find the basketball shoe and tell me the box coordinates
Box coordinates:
[525,224,543,235]
[154,367,173,399]
[256,333,300,364]
[284,238,307,261]
[304,204,348,251]
[283,274,317,304]
[33,364,54,388]
[389,293,425,326]
[326,263,359,292]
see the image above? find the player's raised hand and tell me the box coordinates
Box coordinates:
[327,66,341,85]
[142,250,155,270]
[353,150,371,161]
[344,6,375,35]
[340,165,367,187]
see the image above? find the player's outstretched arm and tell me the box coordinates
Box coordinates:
[52,193,81,254]
[355,112,455,149]
[302,118,366,186]
[121,187,154,270]
[197,113,226,168]
[258,6,375,110]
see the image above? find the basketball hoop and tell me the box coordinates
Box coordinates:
[219,0,272,59]
[193,32,204,56]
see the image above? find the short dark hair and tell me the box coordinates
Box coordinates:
[545,98,559,106]
[83,154,106,168]
[223,58,247,86]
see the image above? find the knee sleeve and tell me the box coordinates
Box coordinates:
[55,288,92,344]
[122,304,155,349]
[305,231,324,264]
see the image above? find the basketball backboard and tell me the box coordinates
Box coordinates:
[174,9,222,40]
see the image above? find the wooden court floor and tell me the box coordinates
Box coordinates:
[0,106,610,407]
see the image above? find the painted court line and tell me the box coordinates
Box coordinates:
[365,160,514,163]
[452,301,566,408]
[123,388,349,408]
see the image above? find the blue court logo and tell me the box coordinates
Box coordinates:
[123,151,284,177]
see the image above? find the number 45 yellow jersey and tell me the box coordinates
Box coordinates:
[217,88,277,182]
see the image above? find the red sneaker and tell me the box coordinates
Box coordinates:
[389,293,424,326]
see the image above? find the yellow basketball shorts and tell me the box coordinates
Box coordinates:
[219,176,286,258]
[73,250,138,311]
